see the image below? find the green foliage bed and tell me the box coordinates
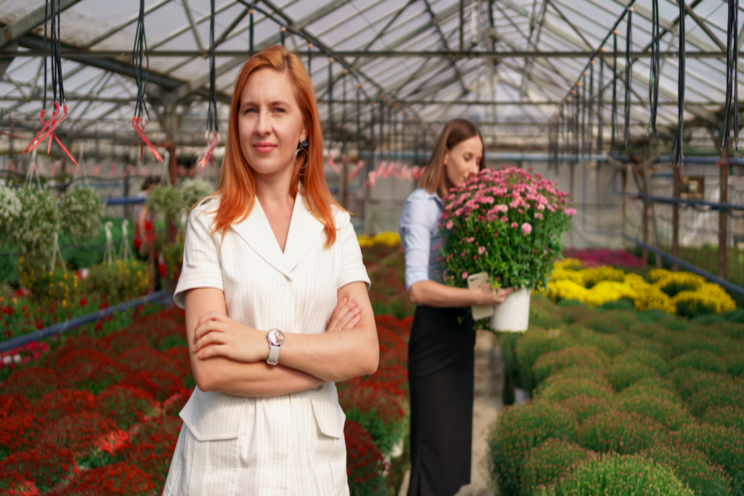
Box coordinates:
[490,295,744,496]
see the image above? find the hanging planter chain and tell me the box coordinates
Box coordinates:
[598,55,604,152]
[197,0,219,170]
[131,0,163,162]
[611,30,618,151]
[588,61,594,159]
[648,0,661,138]
[624,6,633,152]
[721,0,740,152]
[671,0,686,167]
[22,0,77,165]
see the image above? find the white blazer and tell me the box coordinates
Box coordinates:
[163,191,370,496]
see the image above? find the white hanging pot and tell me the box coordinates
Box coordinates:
[490,288,531,332]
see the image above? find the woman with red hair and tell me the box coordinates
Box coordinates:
[163,46,378,495]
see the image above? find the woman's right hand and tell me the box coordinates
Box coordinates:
[326,297,362,333]
[473,283,514,306]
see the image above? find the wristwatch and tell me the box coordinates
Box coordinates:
[266,328,286,366]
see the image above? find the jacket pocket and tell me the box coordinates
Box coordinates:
[311,384,346,439]
[179,387,244,442]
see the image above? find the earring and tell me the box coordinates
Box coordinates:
[300,139,308,149]
[294,144,308,176]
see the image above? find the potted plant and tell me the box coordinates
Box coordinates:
[438,166,575,331]
[59,185,105,241]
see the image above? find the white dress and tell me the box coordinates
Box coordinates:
[162,192,370,496]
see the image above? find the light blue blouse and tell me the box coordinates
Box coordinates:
[399,188,445,292]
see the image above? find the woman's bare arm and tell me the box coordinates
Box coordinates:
[408,279,515,308]
[273,281,378,383]
[137,204,148,234]
[184,288,325,397]
[193,282,378,387]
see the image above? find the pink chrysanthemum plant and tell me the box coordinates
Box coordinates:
[438,166,575,291]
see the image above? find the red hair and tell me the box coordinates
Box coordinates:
[211,45,340,247]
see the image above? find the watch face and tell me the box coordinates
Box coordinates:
[268,329,285,346]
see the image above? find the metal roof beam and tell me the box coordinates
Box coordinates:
[149,0,240,51]
[82,0,171,49]
[421,0,468,94]
[180,0,207,54]
[0,43,17,81]
[282,0,401,99]
[545,0,593,50]
[214,8,250,49]
[682,2,726,52]
[167,0,355,102]
[4,49,734,59]
[16,33,222,103]
[610,0,718,52]
[0,0,83,49]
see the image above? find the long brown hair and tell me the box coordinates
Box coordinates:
[211,45,340,247]
[418,118,486,198]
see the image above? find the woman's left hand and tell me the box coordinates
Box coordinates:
[192,311,267,363]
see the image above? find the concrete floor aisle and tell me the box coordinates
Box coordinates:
[398,330,504,496]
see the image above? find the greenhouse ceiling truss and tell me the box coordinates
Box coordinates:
[0,0,742,156]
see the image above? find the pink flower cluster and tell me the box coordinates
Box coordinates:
[441,166,574,227]
[437,166,574,290]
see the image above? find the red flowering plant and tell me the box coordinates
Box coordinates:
[0,445,76,494]
[0,395,31,422]
[94,384,160,430]
[344,420,389,495]
[116,415,181,486]
[46,462,155,496]
[438,166,575,291]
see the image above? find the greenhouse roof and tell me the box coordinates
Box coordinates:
[0,0,740,152]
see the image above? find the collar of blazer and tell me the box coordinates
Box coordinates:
[230,189,327,280]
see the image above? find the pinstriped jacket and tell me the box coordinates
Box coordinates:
[165,192,370,495]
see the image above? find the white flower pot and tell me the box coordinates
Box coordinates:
[490,288,531,332]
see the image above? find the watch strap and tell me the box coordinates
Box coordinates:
[267,343,281,366]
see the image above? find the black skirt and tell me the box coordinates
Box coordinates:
[407,305,476,496]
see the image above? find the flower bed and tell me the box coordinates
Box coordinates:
[545,259,737,318]
[562,247,646,268]
[0,302,412,495]
[0,258,152,347]
[359,233,415,320]
[491,294,744,496]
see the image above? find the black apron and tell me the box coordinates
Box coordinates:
[407,305,476,496]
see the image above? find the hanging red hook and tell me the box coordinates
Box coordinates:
[197,131,219,170]
[22,103,77,166]
[346,160,364,180]
[131,116,163,162]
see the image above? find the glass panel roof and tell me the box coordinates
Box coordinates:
[0,0,741,152]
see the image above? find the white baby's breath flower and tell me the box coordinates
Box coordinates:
[147,185,186,219]
[60,186,104,241]
[11,186,60,255]
[0,185,21,236]
[180,178,216,210]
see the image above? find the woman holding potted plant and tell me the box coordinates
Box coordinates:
[399,119,514,496]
